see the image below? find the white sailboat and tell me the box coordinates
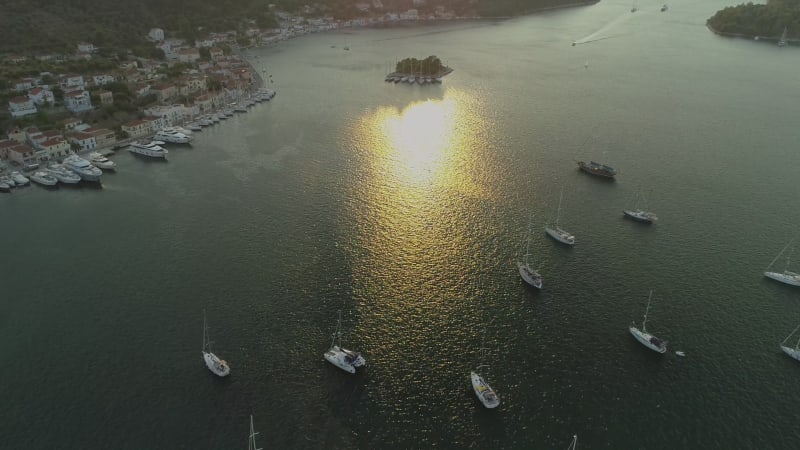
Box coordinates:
[203,310,230,377]
[778,27,788,47]
[248,415,262,450]
[545,187,575,245]
[567,435,578,450]
[471,343,500,409]
[764,240,800,287]
[623,189,658,224]
[517,219,543,289]
[780,324,800,362]
[323,310,366,374]
[629,290,667,354]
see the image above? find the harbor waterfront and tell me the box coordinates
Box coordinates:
[2,1,800,448]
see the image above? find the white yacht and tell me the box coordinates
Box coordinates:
[10,171,30,186]
[62,154,102,182]
[154,129,192,144]
[30,171,58,186]
[780,324,800,362]
[629,291,667,354]
[129,141,168,159]
[46,164,81,184]
[198,117,213,127]
[323,311,366,374]
[202,311,230,377]
[545,187,576,246]
[0,175,14,191]
[88,152,116,170]
[764,240,800,287]
[623,209,658,223]
[470,371,500,409]
[518,220,543,289]
[187,123,202,132]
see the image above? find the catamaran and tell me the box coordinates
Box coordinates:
[470,342,500,409]
[780,324,800,362]
[202,310,230,377]
[323,310,366,374]
[629,290,667,354]
[764,240,800,287]
[545,187,575,245]
[518,220,543,289]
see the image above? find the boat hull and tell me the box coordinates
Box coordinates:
[30,172,58,186]
[781,345,800,361]
[623,210,657,223]
[517,262,543,289]
[545,227,575,245]
[203,351,230,377]
[324,346,366,374]
[577,161,616,179]
[764,271,800,286]
[629,326,667,353]
[470,372,500,409]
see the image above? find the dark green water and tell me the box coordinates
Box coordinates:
[2,1,799,448]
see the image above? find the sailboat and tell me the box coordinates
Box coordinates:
[323,310,366,373]
[629,290,667,354]
[567,435,578,450]
[780,324,800,362]
[518,218,543,289]
[248,415,262,450]
[203,310,230,377]
[470,342,500,409]
[764,240,800,286]
[545,187,576,245]
[778,27,788,47]
[623,189,658,224]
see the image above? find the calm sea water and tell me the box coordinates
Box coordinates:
[2,1,799,448]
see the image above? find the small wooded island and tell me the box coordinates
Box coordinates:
[385,56,453,84]
[707,0,798,45]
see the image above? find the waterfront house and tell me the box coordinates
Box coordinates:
[193,93,214,113]
[133,84,152,98]
[92,74,115,86]
[122,119,152,138]
[144,104,185,126]
[186,76,207,92]
[0,139,19,160]
[38,137,70,161]
[7,143,38,166]
[144,116,167,131]
[8,97,37,118]
[5,127,26,144]
[77,42,98,53]
[64,90,93,113]
[13,78,34,92]
[28,87,56,106]
[67,132,97,152]
[61,117,83,131]
[24,127,43,144]
[84,128,116,148]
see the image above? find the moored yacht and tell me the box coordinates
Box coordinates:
[323,311,366,374]
[10,171,30,186]
[623,209,658,223]
[46,164,81,184]
[62,154,102,182]
[0,175,14,191]
[129,141,168,159]
[88,152,116,170]
[154,129,192,144]
[30,171,58,186]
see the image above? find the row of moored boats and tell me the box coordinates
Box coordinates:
[0,152,115,191]
[384,74,443,84]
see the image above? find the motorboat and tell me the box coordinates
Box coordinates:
[0,180,10,192]
[88,152,116,170]
[187,123,202,132]
[46,164,81,184]
[30,171,58,186]
[129,141,168,159]
[62,153,102,182]
[323,311,366,374]
[10,171,30,186]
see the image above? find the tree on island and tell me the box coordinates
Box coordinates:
[707,0,800,40]
[395,56,447,75]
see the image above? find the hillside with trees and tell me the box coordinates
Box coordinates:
[707,0,800,40]
[0,0,593,54]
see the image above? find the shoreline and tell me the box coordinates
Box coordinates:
[706,22,793,45]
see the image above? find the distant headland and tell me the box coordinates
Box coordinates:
[707,1,797,46]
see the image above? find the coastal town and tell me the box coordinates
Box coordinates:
[0,2,472,189]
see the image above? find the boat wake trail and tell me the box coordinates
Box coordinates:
[572,12,635,46]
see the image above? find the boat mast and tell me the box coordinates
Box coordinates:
[766,239,794,271]
[203,309,208,352]
[249,415,262,450]
[567,435,578,450]
[331,310,343,348]
[555,186,564,228]
[782,323,800,345]
[642,290,653,332]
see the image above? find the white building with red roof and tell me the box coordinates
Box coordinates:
[28,87,55,106]
[64,90,93,113]
[8,96,37,117]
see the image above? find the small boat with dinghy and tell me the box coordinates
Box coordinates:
[202,310,230,377]
[323,310,366,374]
[30,171,58,186]
[629,290,667,354]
